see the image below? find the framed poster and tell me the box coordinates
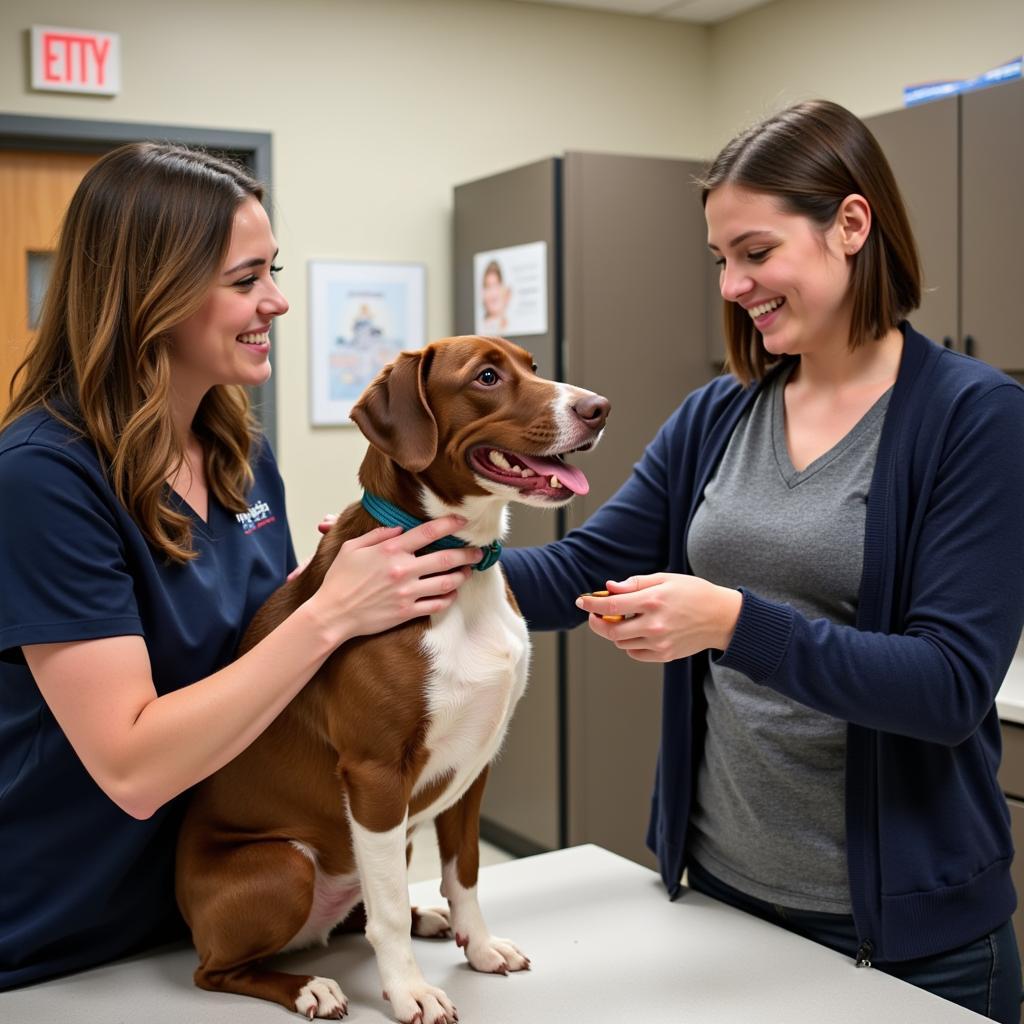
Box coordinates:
[308,260,426,425]
[472,241,548,337]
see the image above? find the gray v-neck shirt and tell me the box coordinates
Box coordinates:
[686,365,892,913]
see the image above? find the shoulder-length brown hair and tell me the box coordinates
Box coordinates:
[2,142,265,562]
[700,100,922,385]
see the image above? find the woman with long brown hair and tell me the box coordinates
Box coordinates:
[0,143,481,988]
[502,100,1024,1020]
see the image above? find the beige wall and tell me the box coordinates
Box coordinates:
[2,0,1020,554]
[0,0,708,554]
[707,0,1024,148]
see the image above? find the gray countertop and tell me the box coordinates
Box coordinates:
[0,844,985,1023]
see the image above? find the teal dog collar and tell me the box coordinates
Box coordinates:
[361,492,502,571]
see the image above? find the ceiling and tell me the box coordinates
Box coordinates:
[510,0,775,25]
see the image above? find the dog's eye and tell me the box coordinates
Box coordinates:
[477,368,500,386]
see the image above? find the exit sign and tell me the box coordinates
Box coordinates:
[31,26,121,96]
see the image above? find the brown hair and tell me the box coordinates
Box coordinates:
[2,142,264,561]
[700,99,921,385]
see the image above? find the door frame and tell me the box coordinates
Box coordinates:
[0,113,278,447]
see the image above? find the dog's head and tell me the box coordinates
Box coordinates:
[350,335,609,509]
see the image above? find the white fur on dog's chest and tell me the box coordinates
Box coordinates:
[411,567,529,824]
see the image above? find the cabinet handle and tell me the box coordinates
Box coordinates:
[964,335,976,357]
[942,337,954,349]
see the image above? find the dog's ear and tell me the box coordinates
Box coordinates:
[350,348,438,472]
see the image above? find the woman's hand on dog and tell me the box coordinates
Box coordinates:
[575,573,743,662]
[307,515,482,645]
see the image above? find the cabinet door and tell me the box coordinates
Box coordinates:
[1007,796,1024,1020]
[707,253,726,368]
[865,99,959,348]
[1001,722,1024,1023]
[562,151,713,868]
[998,720,1024,799]
[454,159,562,853]
[961,79,1024,371]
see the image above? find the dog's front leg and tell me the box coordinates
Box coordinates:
[435,767,530,975]
[345,766,456,1024]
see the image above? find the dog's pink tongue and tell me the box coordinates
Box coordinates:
[516,454,590,495]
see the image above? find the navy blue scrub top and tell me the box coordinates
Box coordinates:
[0,408,297,989]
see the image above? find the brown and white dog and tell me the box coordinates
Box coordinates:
[175,336,609,1023]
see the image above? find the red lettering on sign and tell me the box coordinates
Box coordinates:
[43,34,61,82]
[89,37,110,85]
[40,32,112,87]
[68,38,81,83]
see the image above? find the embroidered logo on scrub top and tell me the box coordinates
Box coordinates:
[235,499,277,535]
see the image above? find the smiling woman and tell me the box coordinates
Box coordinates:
[0,143,481,992]
[3,144,273,561]
[701,101,920,386]
[501,100,1024,1022]
[168,197,288,409]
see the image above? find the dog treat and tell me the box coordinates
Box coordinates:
[588,590,624,622]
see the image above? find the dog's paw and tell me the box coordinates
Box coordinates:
[383,979,458,1024]
[456,932,531,975]
[295,976,348,1019]
[412,905,452,939]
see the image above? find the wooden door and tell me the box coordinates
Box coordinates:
[0,150,100,419]
[961,78,1024,371]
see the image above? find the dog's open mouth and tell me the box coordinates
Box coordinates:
[470,445,591,498]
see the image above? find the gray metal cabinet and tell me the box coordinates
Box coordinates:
[865,98,959,348]
[454,153,713,867]
[997,721,1024,1023]
[961,79,1024,371]
[707,243,726,368]
[453,158,563,853]
[561,152,712,866]
[866,81,1024,371]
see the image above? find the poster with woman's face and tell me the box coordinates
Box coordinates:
[473,241,548,337]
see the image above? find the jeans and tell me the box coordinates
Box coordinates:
[687,858,1023,1023]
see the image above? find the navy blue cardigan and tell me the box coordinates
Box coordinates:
[501,324,1024,962]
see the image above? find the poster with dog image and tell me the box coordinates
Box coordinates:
[309,260,426,425]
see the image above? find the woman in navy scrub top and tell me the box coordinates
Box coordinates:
[0,144,482,989]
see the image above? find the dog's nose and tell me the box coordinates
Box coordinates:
[573,393,610,431]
